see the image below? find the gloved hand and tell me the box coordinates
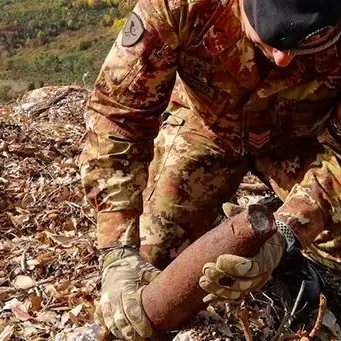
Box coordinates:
[199,231,286,302]
[95,247,160,340]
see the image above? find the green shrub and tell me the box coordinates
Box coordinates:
[118,0,136,16]
[4,59,13,71]
[101,14,113,27]
[0,85,12,103]
[27,82,35,91]
[112,18,126,35]
[110,0,119,6]
[79,40,92,51]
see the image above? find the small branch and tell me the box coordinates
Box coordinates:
[290,280,307,321]
[239,183,271,193]
[271,281,306,341]
[36,275,59,286]
[237,304,253,341]
[309,294,327,338]
[20,247,29,272]
[277,334,298,341]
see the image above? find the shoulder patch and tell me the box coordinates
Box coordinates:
[122,12,145,47]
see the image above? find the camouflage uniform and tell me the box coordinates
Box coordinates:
[80,0,341,271]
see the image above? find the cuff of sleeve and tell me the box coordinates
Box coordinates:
[97,210,140,249]
[274,195,325,249]
[275,220,296,252]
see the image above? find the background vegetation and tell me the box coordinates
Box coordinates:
[0,0,136,102]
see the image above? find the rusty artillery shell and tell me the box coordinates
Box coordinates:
[142,204,277,334]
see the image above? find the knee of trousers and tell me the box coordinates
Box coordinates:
[139,212,191,269]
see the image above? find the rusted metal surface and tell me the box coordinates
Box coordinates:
[142,204,277,334]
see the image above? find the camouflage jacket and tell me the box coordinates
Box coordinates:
[80,0,341,250]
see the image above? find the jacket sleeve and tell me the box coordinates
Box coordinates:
[79,0,179,249]
[275,103,341,249]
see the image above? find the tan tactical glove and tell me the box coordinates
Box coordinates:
[199,231,286,302]
[95,247,160,340]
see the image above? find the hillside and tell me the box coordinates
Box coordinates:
[0,0,135,103]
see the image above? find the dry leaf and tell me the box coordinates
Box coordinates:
[7,212,30,227]
[36,311,59,325]
[43,231,75,248]
[22,322,40,337]
[84,278,97,292]
[3,298,23,311]
[27,295,43,313]
[0,325,15,341]
[36,252,54,264]
[59,311,70,328]
[43,283,58,298]
[12,305,32,321]
[54,323,106,341]
[70,304,83,317]
[0,287,14,301]
[322,309,341,339]
[56,280,71,292]
[26,259,40,270]
[13,275,36,290]
[69,312,81,326]
[62,187,71,200]
[172,330,195,341]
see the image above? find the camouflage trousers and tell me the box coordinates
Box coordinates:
[139,110,341,271]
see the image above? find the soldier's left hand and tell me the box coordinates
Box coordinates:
[199,231,286,301]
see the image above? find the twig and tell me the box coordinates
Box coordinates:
[36,275,58,286]
[65,201,81,209]
[82,212,96,226]
[277,334,297,341]
[272,312,292,341]
[261,292,282,322]
[249,292,282,324]
[237,304,253,341]
[32,125,54,139]
[0,287,15,295]
[7,145,39,158]
[36,178,81,203]
[20,247,29,272]
[271,280,307,341]
[239,183,271,193]
[309,294,327,338]
[290,281,307,321]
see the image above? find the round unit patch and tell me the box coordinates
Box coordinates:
[122,12,145,47]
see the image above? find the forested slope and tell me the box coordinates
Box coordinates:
[0,0,135,102]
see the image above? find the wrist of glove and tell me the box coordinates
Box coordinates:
[96,247,160,340]
[199,227,287,302]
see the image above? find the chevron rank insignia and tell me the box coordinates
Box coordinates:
[248,130,270,149]
[122,12,144,47]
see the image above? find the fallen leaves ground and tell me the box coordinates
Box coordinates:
[0,86,99,340]
[1,86,341,341]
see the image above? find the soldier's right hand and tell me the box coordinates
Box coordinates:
[199,231,286,302]
[95,247,160,340]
